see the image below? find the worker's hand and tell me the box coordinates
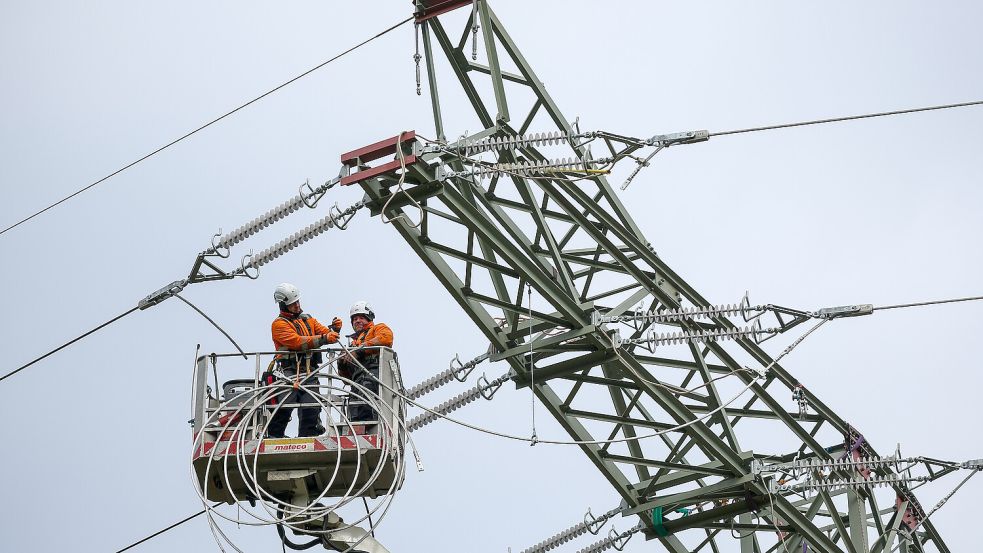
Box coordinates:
[325,331,340,344]
[331,317,343,332]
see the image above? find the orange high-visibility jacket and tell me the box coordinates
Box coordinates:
[272,312,336,351]
[349,322,394,351]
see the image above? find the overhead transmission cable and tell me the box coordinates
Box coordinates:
[0,306,139,383]
[115,505,217,553]
[0,15,412,238]
[2,172,363,383]
[710,100,983,138]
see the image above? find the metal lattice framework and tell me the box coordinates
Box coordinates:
[343,2,953,551]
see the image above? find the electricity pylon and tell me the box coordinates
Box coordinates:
[344,2,951,551]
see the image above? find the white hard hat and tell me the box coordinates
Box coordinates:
[273,283,301,305]
[350,301,375,321]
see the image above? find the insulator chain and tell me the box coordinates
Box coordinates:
[520,506,621,553]
[617,320,778,350]
[404,351,491,400]
[406,370,512,432]
[435,131,589,155]
[241,200,365,274]
[771,474,932,494]
[594,294,763,326]
[576,524,642,553]
[210,178,338,255]
[440,156,614,181]
[753,455,923,476]
[521,521,589,553]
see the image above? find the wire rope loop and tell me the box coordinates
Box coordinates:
[210,231,231,258]
[380,131,424,229]
[190,358,413,553]
[240,252,260,280]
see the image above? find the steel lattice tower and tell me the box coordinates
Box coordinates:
[341,2,952,551]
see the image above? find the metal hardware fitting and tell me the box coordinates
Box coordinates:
[813,304,873,319]
[645,130,709,147]
[139,279,188,310]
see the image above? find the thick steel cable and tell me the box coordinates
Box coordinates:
[0,16,412,238]
[710,100,983,138]
[115,504,219,553]
[0,306,139,383]
[874,295,983,312]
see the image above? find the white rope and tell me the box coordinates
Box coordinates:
[528,283,538,444]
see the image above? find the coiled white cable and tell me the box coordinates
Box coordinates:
[190,360,411,553]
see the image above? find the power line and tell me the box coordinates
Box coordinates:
[0,306,139,383]
[115,506,215,552]
[875,294,983,312]
[0,15,413,238]
[710,100,983,138]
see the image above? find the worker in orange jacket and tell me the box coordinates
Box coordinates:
[338,301,393,424]
[267,283,341,438]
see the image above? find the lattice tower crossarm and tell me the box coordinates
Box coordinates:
[345,2,956,551]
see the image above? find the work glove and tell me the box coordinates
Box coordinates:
[324,331,340,344]
[331,317,343,332]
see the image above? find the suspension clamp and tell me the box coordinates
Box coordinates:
[138,279,188,310]
[646,130,709,147]
[812,304,873,319]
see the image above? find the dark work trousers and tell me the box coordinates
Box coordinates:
[348,366,380,422]
[267,375,323,438]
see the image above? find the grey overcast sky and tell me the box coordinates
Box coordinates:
[1,1,981,552]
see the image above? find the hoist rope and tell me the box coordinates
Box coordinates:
[173,293,246,359]
[528,283,538,444]
[0,16,412,238]
[710,100,983,138]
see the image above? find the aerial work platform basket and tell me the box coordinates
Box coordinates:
[190,347,407,505]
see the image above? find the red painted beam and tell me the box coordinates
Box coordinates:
[341,155,417,186]
[340,131,416,166]
[413,0,473,22]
